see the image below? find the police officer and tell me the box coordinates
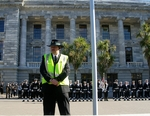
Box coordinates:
[40,39,70,115]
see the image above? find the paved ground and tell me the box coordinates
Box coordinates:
[0,94,150,115]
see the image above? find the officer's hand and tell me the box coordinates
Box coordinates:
[50,79,59,86]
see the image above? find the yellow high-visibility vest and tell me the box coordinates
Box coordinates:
[41,53,69,86]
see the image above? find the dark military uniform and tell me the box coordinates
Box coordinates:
[143,79,150,100]
[113,81,119,101]
[22,80,29,102]
[74,81,82,101]
[69,80,74,101]
[31,79,40,102]
[123,81,130,101]
[131,81,137,100]
[137,80,143,100]
[82,81,88,101]
[118,82,124,100]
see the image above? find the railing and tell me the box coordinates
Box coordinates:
[79,62,92,69]
[26,61,144,68]
[111,62,119,67]
[27,62,41,68]
[127,62,143,67]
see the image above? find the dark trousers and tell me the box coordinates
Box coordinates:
[98,89,102,99]
[43,92,70,115]
[104,91,108,100]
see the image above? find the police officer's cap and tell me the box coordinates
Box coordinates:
[47,39,63,49]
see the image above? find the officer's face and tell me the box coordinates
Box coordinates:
[50,46,60,55]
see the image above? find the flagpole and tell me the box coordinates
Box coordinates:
[90,0,98,115]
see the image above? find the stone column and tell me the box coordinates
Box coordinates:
[117,17,126,67]
[44,15,52,54]
[140,17,148,67]
[20,16,28,67]
[95,16,101,42]
[69,16,76,43]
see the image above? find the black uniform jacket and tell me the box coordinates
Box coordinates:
[40,53,70,94]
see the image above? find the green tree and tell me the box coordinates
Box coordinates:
[97,39,116,79]
[62,37,90,81]
[137,23,150,80]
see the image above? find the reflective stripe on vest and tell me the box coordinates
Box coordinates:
[42,54,69,86]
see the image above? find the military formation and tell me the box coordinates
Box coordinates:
[1,78,150,102]
[69,79,109,102]
[112,79,150,101]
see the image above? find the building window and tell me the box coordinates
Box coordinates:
[79,24,87,39]
[132,73,142,85]
[33,47,41,62]
[125,47,133,62]
[102,25,109,39]
[56,24,64,39]
[34,24,41,39]
[107,73,118,87]
[0,19,4,32]
[0,42,3,60]
[124,26,131,40]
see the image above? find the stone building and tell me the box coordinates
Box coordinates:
[0,0,150,88]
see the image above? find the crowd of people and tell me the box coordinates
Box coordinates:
[0,78,43,102]
[1,78,150,102]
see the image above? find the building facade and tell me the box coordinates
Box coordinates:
[0,0,150,87]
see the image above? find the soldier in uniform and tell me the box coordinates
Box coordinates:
[89,81,93,101]
[123,81,130,101]
[72,81,77,101]
[112,79,119,101]
[137,80,143,100]
[0,81,4,94]
[69,80,74,101]
[131,81,137,100]
[118,81,124,101]
[82,81,88,101]
[22,79,29,102]
[31,78,40,102]
[74,80,82,101]
[86,82,91,101]
[143,79,150,100]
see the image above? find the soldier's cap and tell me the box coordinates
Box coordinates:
[34,78,38,81]
[47,39,63,49]
[24,79,28,82]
